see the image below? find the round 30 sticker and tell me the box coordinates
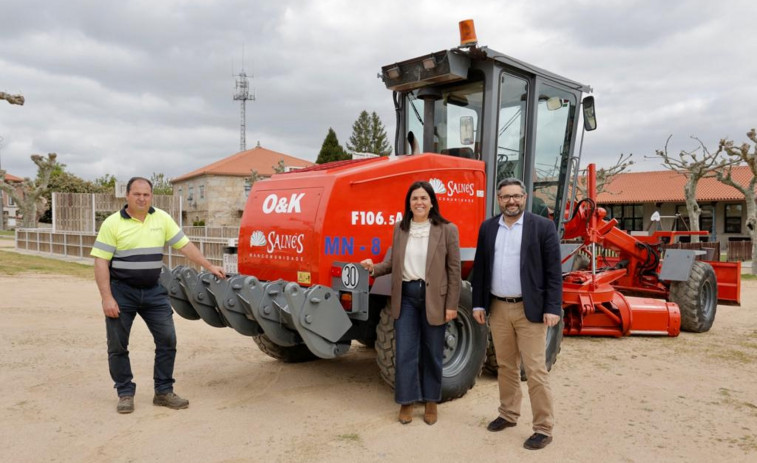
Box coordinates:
[341,263,360,289]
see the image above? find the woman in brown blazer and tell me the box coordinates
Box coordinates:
[361,181,461,425]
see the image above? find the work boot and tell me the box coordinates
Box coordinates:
[117,396,134,414]
[153,392,189,410]
[423,402,438,425]
[398,404,413,424]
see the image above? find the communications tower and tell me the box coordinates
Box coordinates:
[233,69,255,151]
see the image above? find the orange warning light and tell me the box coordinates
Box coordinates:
[459,19,477,47]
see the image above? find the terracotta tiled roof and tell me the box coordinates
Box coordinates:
[2,172,23,182]
[171,146,313,183]
[597,165,755,204]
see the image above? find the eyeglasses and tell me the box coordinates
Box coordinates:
[497,194,525,201]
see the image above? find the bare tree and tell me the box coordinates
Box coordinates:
[716,128,757,272]
[0,153,58,228]
[0,92,25,106]
[653,135,730,242]
[568,153,634,204]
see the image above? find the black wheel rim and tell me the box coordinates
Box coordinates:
[700,277,716,319]
[442,308,474,377]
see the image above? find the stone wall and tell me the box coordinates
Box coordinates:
[174,175,248,227]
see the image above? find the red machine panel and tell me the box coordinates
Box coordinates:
[238,154,486,287]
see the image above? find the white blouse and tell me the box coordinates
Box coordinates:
[402,220,430,281]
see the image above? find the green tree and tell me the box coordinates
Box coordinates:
[369,111,391,156]
[150,172,173,195]
[347,111,391,156]
[94,173,117,191]
[316,128,350,164]
[38,163,106,223]
[0,153,57,227]
[272,159,286,174]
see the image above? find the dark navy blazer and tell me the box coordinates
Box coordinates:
[471,211,563,322]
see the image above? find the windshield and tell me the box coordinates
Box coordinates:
[405,79,484,159]
[532,84,577,220]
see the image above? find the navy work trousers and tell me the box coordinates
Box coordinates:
[105,280,177,397]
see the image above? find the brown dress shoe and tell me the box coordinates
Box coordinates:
[398,404,413,424]
[423,402,438,425]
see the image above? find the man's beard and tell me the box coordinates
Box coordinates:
[501,205,524,217]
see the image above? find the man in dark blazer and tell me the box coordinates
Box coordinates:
[472,177,562,450]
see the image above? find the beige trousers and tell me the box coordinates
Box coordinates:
[489,299,554,436]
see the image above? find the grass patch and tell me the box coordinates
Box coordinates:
[337,433,361,442]
[0,250,92,279]
[0,230,15,237]
[741,273,757,281]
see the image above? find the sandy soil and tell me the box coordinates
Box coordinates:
[1,244,756,462]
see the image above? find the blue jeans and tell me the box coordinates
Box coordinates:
[106,280,177,397]
[394,280,445,404]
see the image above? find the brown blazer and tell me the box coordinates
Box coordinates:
[373,221,461,326]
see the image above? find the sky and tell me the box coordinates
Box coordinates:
[1,0,755,181]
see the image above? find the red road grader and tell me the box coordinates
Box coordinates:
[162,20,740,400]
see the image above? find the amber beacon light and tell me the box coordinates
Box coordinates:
[459,19,478,46]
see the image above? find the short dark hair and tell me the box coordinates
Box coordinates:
[399,181,450,231]
[126,177,153,193]
[496,177,526,194]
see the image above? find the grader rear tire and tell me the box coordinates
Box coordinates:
[252,334,319,363]
[375,282,488,401]
[669,260,717,333]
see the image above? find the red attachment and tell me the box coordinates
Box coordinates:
[710,261,741,305]
[561,163,690,337]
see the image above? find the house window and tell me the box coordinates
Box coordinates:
[674,204,713,232]
[188,186,194,201]
[700,205,714,234]
[7,194,14,207]
[199,185,205,199]
[244,180,251,198]
[725,204,742,233]
[178,187,183,198]
[605,204,643,232]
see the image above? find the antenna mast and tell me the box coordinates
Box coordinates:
[233,67,255,151]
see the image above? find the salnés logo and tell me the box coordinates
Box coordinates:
[250,230,305,254]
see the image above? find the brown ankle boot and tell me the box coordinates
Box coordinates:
[424,402,438,425]
[398,404,413,424]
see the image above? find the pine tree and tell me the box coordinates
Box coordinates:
[346,111,392,156]
[316,128,350,164]
[347,111,372,154]
[369,111,391,156]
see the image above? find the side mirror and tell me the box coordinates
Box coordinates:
[460,116,474,145]
[582,96,597,131]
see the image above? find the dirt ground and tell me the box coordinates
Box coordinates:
[1,243,756,463]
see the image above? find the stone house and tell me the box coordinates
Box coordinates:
[170,145,313,227]
[1,172,24,229]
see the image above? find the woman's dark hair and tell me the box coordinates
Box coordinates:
[126,176,153,193]
[399,181,450,231]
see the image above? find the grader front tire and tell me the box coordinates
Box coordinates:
[669,261,717,333]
